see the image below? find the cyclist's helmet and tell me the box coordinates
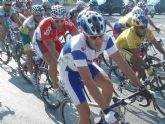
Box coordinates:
[79,11,106,36]
[32,5,44,15]
[132,14,148,28]
[26,0,32,7]
[16,0,25,2]
[3,0,12,4]
[51,5,67,19]
[132,7,145,16]
[76,0,87,10]
[137,1,146,10]
[89,0,98,7]
[42,0,51,6]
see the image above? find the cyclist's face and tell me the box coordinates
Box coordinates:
[136,26,146,37]
[17,2,23,7]
[86,34,104,50]
[34,14,43,22]
[4,4,11,12]
[52,18,65,30]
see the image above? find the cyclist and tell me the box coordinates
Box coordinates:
[25,0,32,16]
[115,14,165,80]
[69,0,87,27]
[32,5,79,104]
[42,0,51,17]
[0,0,22,45]
[88,0,113,29]
[57,11,147,124]
[19,5,44,83]
[113,2,160,39]
[132,1,160,33]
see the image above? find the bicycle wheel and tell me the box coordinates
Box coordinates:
[17,52,33,84]
[36,67,60,108]
[0,41,11,64]
[60,99,95,124]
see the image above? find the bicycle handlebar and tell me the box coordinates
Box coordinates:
[111,90,155,109]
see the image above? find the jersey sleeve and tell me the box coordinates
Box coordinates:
[146,28,154,41]
[72,50,88,67]
[105,35,118,56]
[65,18,78,34]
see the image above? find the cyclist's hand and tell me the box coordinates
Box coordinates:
[146,66,155,76]
[155,27,160,33]
[103,109,119,123]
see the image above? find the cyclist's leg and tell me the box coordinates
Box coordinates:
[91,63,113,105]
[42,52,59,88]
[119,49,145,79]
[58,65,90,124]
[21,33,33,74]
[130,54,146,79]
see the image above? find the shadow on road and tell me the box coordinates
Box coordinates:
[127,104,165,124]
[0,106,15,120]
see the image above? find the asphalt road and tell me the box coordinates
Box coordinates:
[0,5,165,124]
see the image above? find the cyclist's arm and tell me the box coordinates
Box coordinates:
[105,20,113,30]
[18,13,26,23]
[110,51,142,87]
[11,14,22,27]
[150,37,165,58]
[43,40,59,61]
[77,66,108,110]
[146,15,159,31]
[129,48,148,68]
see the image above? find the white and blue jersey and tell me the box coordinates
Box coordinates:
[57,33,118,105]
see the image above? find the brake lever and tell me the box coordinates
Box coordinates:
[139,90,155,107]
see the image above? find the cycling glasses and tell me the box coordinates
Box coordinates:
[54,19,65,23]
[88,34,104,40]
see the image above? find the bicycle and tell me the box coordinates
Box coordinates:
[60,87,165,124]
[0,19,23,66]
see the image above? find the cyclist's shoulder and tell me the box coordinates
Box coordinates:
[38,17,52,28]
[117,27,135,41]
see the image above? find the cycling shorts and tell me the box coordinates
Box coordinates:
[20,32,31,52]
[119,49,133,62]
[58,63,103,105]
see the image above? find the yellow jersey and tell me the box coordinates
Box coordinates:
[115,27,154,49]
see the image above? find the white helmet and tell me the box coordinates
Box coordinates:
[79,11,106,36]
[132,14,148,28]
[132,7,145,16]
[51,5,67,19]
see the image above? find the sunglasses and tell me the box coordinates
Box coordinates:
[35,14,43,17]
[137,26,147,29]
[88,34,104,40]
[54,19,65,23]
[5,4,11,6]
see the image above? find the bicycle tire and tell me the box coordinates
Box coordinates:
[36,67,60,109]
[17,52,33,84]
[60,99,95,124]
[154,100,165,116]
[0,41,11,65]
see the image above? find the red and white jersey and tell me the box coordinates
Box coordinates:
[32,17,77,53]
